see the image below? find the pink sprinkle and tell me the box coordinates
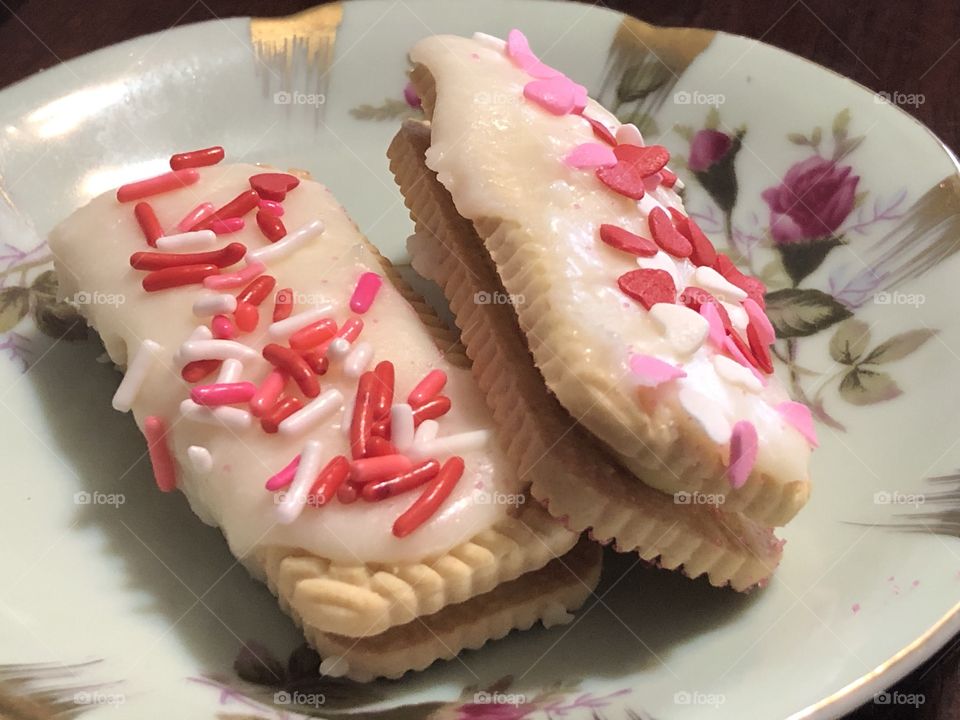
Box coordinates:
[851,603,860,614]
[204,260,265,289]
[700,302,727,348]
[564,143,617,169]
[723,335,764,382]
[743,298,776,345]
[403,81,422,108]
[506,29,562,79]
[211,314,236,339]
[337,317,364,342]
[250,370,287,417]
[629,354,686,387]
[643,172,663,193]
[349,272,383,314]
[524,76,588,116]
[775,400,818,448]
[190,381,257,407]
[265,454,300,491]
[351,454,414,484]
[143,416,177,492]
[210,217,244,235]
[258,199,284,217]
[727,420,758,489]
[116,169,199,203]
[176,202,215,232]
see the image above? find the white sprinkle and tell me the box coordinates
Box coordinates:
[279,389,343,435]
[343,341,373,378]
[390,404,415,452]
[187,446,213,474]
[179,399,252,429]
[327,337,351,359]
[112,339,162,412]
[713,355,763,393]
[277,439,323,524]
[615,123,643,146]
[412,420,439,455]
[216,358,244,384]
[192,293,237,317]
[678,387,731,444]
[155,229,217,251]
[174,325,213,365]
[340,395,355,436]
[721,300,749,333]
[412,430,491,459]
[691,266,748,302]
[319,655,349,678]
[267,303,336,340]
[178,339,259,364]
[649,302,709,356]
[248,219,324,264]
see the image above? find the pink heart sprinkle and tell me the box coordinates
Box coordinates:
[629,354,686,387]
[727,420,758,489]
[643,172,663,193]
[723,335,765,383]
[743,297,776,345]
[524,76,587,116]
[564,143,617,169]
[507,29,563,79]
[506,28,532,60]
[700,302,726,348]
[775,400,818,448]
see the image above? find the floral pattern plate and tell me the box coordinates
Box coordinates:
[1,2,959,719]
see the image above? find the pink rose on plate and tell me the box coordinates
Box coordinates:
[457,703,533,720]
[688,129,733,172]
[762,156,859,245]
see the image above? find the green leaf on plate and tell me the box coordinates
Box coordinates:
[839,367,902,405]
[0,287,30,333]
[787,132,808,146]
[765,288,853,339]
[862,328,937,365]
[30,269,58,299]
[833,108,850,139]
[32,296,86,341]
[829,318,871,365]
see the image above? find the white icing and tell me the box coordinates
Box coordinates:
[49,163,519,564]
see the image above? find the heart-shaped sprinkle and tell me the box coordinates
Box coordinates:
[746,323,774,373]
[648,207,693,258]
[505,29,561,78]
[743,298,776,345]
[649,302,709,356]
[775,400,819,447]
[725,333,765,382]
[524,76,587,115]
[714,253,766,308]
[595,145,670,200]
[599,224,658,256]
[660,168,679,188]
[615,143,670,176]
[629,354,686,387]
[582,115,617,145]
[249,173,300,202]
[617,268,676,309]
[615,123,644,146]
[564,143,617,169]
[713,355,763,393]
[672,212,717,267]
[699,300,728,348]
[691,265,747,302]
[727,420,758,489]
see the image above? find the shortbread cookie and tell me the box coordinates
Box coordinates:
[401,31,815,526]
[390,120,784,591]
[49,152,598,677]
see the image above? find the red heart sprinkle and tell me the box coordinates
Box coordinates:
[614,144,670,176]
[617,268,677,309]
[596,164,645,200]
[582,115,616,145]
[729,330,762,371]
[747,323,774,374]
[660,168,678,188]
[648,207,693,258]
[671,212,717,267]
[714,254,767,308]
[599,224,658,256]
[249,173,300,202]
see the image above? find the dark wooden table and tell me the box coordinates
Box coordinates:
[0,0,957,717]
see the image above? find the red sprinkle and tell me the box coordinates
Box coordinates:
[747,323,774,374]
[301,350,329,375]
[680,288,732,330]
[307,455,351,507]
[582,114,617,145]
[233,301,259,333]
[714,254,767,308]
[337,483,359,504]
[191,381,257,406]
[660,168,678,188]
[336,317,364,343]
[365,435,399,458]
[648,207,693,258]
[352,454,414,484]
[617,268,677,309]
[256,210,287,242]
[362,459,440,502]
[350,372,377,459]
[249,172,301,202]
[413,395,451,427]
[407,369,447,409]
[598,224,658,256]
[134,202,163,247]
[392,456,465,537]
[117,169,199,203]
[260,394,303,434]
[672,213,717,267]
[289,318,337,352]
[273,288,293,321]
[211,314,236,339]
[250,370,287,417]
[143,416,177,492]
[596,144,670,200]
[729,330,762,372]
[142,264,218,292]
[130,242,246,270]
[192,190,260,231]
[181,359,221,383]
[372,361,395,420]
[169,146,225,171]
[262,344,320,397]
[237,275,276,306]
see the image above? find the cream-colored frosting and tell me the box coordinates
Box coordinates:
[49,163,519,564]
[410,34,812,484]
